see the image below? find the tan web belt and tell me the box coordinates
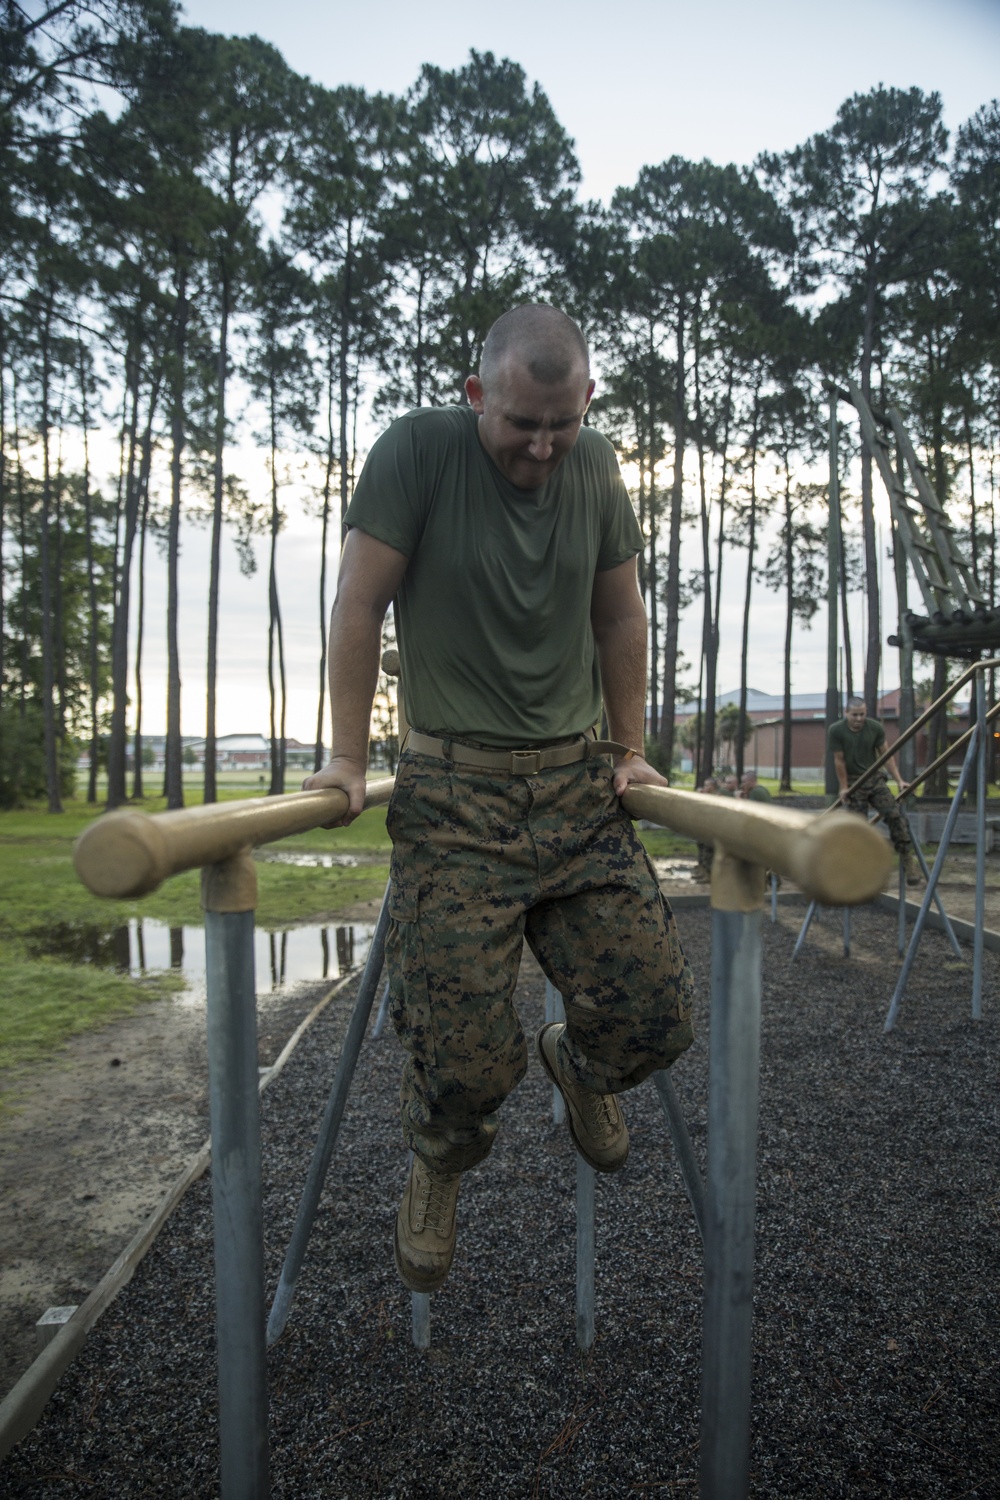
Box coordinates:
[404,730,638,777]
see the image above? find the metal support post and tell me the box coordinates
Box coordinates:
[267,884,391,1344]
[370,877,394,1039]
[974,671,987,1020]
[576,1156,595,1351]
[770,871,778,923]
[372,977,392,1039]
[792,899,818,959]
[651,1071,705,1241]
[898,855,907,956]
[202,853,269,1500]
[885,726,980,1032]
[545,980,566,1125]
[842,906,851,958]
[546,980,592,1344]
[701,849,764,1500]
[910,836,962,958]
[411,1291,431,1349]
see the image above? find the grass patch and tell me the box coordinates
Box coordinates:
[0,942,186,1079]
[637,826,699,858]
[275,804,392,854]
[0,793,392,1078]
[0,798,391,929]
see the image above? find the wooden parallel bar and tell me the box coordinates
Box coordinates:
[622,785,890,905]
[74,773,890,910]
[73,778,396,899]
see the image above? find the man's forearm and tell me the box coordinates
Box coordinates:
[833,751,849,794]
[327,595,385,768]
[595,613,648,750]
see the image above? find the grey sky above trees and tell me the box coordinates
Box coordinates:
[183,0,1000,202]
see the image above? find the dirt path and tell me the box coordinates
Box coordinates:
[0,896,385,1401]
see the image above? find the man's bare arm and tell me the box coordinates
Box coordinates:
[833,749,850,801]
[885,751,910,794]
[302,528,408,824]
[590,557,665,795]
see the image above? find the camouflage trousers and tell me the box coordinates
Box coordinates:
[385,750,696,1174]
[844,774,911,855]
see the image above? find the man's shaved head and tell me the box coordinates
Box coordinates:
[479,304,589,387]
[465,304,595,489]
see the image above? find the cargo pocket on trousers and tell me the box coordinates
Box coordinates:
[386,881,437,1071]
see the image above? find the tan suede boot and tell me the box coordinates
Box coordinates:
[394,1156,461,1293]
[537,1022,629,1173]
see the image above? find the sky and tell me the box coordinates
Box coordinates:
[128,0,1000,742]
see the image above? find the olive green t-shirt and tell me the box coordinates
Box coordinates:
[828,716,886,780]
[345,406,642,746]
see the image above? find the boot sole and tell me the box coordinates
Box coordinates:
[536,1023,628,1174]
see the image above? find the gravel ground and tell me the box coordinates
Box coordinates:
[1,901,998,1499]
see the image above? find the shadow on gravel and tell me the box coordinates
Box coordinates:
[2,904,998,1498]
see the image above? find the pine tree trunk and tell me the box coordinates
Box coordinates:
[38,292,62,813]
[634,400,648,602]
[106,338,144,809]
[340,237,353,532]
[12,371,29,718]
[659,305,686,777]
[78,344,101,804]
[204,257,230,805]
[693,651,704,782]
[694,319,714,786]
[860,274,880,715]
[314,334,336,771]
[276,595,287,791]
[111,370,135,608]
[164,269,188,812]
[707,357,734,774]
[267,363,284,796]
[132,483,149,800]
[781,467,794,792]
[53,427,66,748]
[839,523,854,703]
[414,265,426,409]
[965,409,978,586]
[647,400,659,741]
[0,312,7,727]
[736,383,760,783]
[989,449,997,784]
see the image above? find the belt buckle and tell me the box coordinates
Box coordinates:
[510,749,541,775]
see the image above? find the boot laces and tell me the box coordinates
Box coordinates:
[415,1167,456,1235]
[587,1090,620,1135]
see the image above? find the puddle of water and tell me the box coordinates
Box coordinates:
[257,851,360,869]
[651,857,700,881]
[27,918,377,991]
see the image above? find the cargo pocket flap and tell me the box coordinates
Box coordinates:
[388,883,418,923]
